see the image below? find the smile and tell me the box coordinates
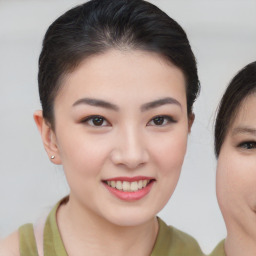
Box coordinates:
[105,180,151,192]
[102,177,155,201]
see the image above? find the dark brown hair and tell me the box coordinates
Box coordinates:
[38,0,200,128]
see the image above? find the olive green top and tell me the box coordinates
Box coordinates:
[209,240,226,256]
[19,198,204,256]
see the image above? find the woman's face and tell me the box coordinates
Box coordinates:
[47,49,191,226]
[217,94,256,237]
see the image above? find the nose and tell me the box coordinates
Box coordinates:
[110,127,149,169]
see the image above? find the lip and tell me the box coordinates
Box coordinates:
[102,176,155,201]
[104,176,154,182]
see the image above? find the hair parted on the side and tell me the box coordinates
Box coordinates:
[214,61,256,157]
[38,0,200,128]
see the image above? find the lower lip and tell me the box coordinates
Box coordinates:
[103,181,154,201]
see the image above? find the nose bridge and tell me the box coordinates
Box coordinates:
[111,124,148,168]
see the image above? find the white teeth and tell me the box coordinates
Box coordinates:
[110,181,116,188]
[106,179,151,192]
[138,180,143,189]
[116,181,122,190]
[142,180,147,187]
[123,181,130,192]
[130,181,138,192]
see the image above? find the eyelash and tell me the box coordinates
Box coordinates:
[237,141,256,150]
[80,115,176,127]
[81,115,110,127]
[147,115,177,126]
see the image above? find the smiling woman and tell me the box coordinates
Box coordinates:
[46,50,189,228]
[0,0,203,255]
[211,61,256,256]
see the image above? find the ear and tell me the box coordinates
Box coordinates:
[33,110,61,165]
[188,113,195,133]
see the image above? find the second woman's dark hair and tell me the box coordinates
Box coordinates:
[215,61,256,157]
[38,0,200,128]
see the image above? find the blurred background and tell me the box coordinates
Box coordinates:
[0,0,255,253]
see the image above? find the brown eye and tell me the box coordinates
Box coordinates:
[92,116,104,126]
[153,116,165,125]
[238,141,256,150]
[82,115,109,127]
[147,115,176,126]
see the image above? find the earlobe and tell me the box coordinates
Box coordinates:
[33,110,61,165]
[188,113,195,133]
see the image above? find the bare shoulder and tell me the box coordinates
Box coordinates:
[0,230,19,256]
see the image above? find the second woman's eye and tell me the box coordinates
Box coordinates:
[238,141,256,150]
[147,115,176,126]
[82,115,109,127]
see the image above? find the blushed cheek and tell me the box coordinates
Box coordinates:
[57,136,108,177]
[216,155,246,216]
[154,135,188,176]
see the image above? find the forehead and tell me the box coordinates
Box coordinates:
[230,94,256,128]
[55,49,187,106]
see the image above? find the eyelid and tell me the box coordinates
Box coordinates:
[80,115,111,127]
[237,141,256,150]
[147,115,177,126]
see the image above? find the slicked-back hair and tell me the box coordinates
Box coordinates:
[38,0,200,128]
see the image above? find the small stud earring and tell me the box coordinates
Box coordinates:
[51,155,55,159]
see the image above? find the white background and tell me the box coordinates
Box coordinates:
[0,0,256,254]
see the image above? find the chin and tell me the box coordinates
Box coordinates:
[105,209,157,227]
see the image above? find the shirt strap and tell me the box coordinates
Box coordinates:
[33,211,49,256]
[19,224,39,256]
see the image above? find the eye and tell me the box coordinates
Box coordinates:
[238,141,256,150]
[147,115,176,126]
[81,115,110,127]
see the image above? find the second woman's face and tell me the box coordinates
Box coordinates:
[52,49,191,226]
[217,94,256,236]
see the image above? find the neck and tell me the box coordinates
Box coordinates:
[225,224,256,256]
[57,196,159,256]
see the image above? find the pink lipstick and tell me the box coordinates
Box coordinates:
[102,176,155,201]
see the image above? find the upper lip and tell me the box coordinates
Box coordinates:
[103,176,155,182]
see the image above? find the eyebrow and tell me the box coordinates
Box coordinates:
[141,97,182,111]
[232,126,256,136]
[72,97,182,111]
[73,98,119,111]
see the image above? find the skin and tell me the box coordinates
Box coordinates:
[1,49,193,256]
[217,94,256,256]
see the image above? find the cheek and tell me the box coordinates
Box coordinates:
[217,149,256,213]
[57,135,113,198]
[56,131,111,177]
[151,130,188,209]
[216,159,235,205]
[216,152,243,221]
[150,128,188,176]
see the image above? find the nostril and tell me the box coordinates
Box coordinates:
[110,147,149,169]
